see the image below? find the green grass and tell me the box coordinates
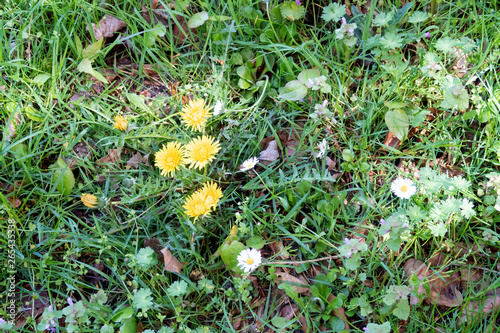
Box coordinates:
[1,0,500,332]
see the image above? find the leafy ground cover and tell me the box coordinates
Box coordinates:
[1,0,500,332]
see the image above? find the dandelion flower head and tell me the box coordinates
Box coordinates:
[180,98,212,131]
[196,181,223,210]
[183,191,212,221]
[155,142,185,177]
[113,115,128,131]
[391,178,417,199]
[185,136,221,170]
[81,193,98,208]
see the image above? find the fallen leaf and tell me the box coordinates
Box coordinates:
[404,258,463,307]
[127,152,150,169]
[7,196,21,208]
[160,247,184,274]
[69,91,93,109]
[259,140,280,165]
[383,130,401,150]
[141,2,194,45]
[460,288,500,324]
[89,15,127,41]
[275,272,310,295]
[189,270,204,281]
[97,149,120,165]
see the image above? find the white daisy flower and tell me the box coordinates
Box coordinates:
[237,248,262,273]
[213,100,223,116]
[391,178,417,199]
[315,139,328,158]
[240,157,259,171]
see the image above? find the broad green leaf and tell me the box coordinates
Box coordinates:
[278,80,307,101]
[208,15,232,21]
[82,38,104,60]
[25,105,44,122]
[53,158,75,196]
[238,78,252,89]
[77,58,94,75]
[366,322,391,333]
[188,11,209,28]
[91,69,108,84]
[246,236,264,249]
[271,316,291,329]
[280,1,305,21]
[342,149,353,162]
[386,238,402,252]
[384,101,408,109]
[133,288,153,311]
[111,306,134,322]
[120,317,137,333]
[393,300,410,320]
[145,23,166,47]
[220,241,246,271]
[408,11,429,24]
[440,84,469,110]
[385,109,409,140]
[125,93,149,112]
[32,73,51,86]
[236,65,253,82]
[297,68,321,85]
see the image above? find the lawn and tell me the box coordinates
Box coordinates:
[1,0,500,332]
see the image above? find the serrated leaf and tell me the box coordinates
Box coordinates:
[440,84,469,110]
[297,68,321,85]
[321,2,346,22]
[385,109,409,141]
[280,1,305,21]
[373,12,393,27]
[136,247,158,270]
[220,241,246,271]
[435,37,458,54]
[366,322,391,333]
[133,288,153,311]
[188,11,209,28]
[408,11,429,24]
[380,32,403,50]
[279,80,307,101]
[167,280,188,297]
[82,38,104,60]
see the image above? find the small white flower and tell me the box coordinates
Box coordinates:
[240,157,259,171]
[237,248,262,273]
[391,178,417,199]
[213,100,223,116]
[315,139,328,158]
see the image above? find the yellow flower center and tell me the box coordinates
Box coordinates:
[246,258,254,265]
[400,185,408,192]
[194,204,206,216]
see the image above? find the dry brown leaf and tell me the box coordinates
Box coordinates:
[7,196,21,208]
[383,130,401,150]
[404,258,463,307]
[460,288,500,325]
[89,15,127,41]
[327,294,349,330]
[259,140,280,165]
[141,3,194,45]
[275,272,310,295]
[127,152,150,169]
[189,270,204,281]
[160,246,184,274]
[97,149,120,165]
[69,91,93,109]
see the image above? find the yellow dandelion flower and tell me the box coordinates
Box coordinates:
[81,193,98,208]
[113,115,128,131]
[183,191,212,221]
[185,136,221,170]
[196,181,223,210]
[155,142,185,177]
[180,98,212,131]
